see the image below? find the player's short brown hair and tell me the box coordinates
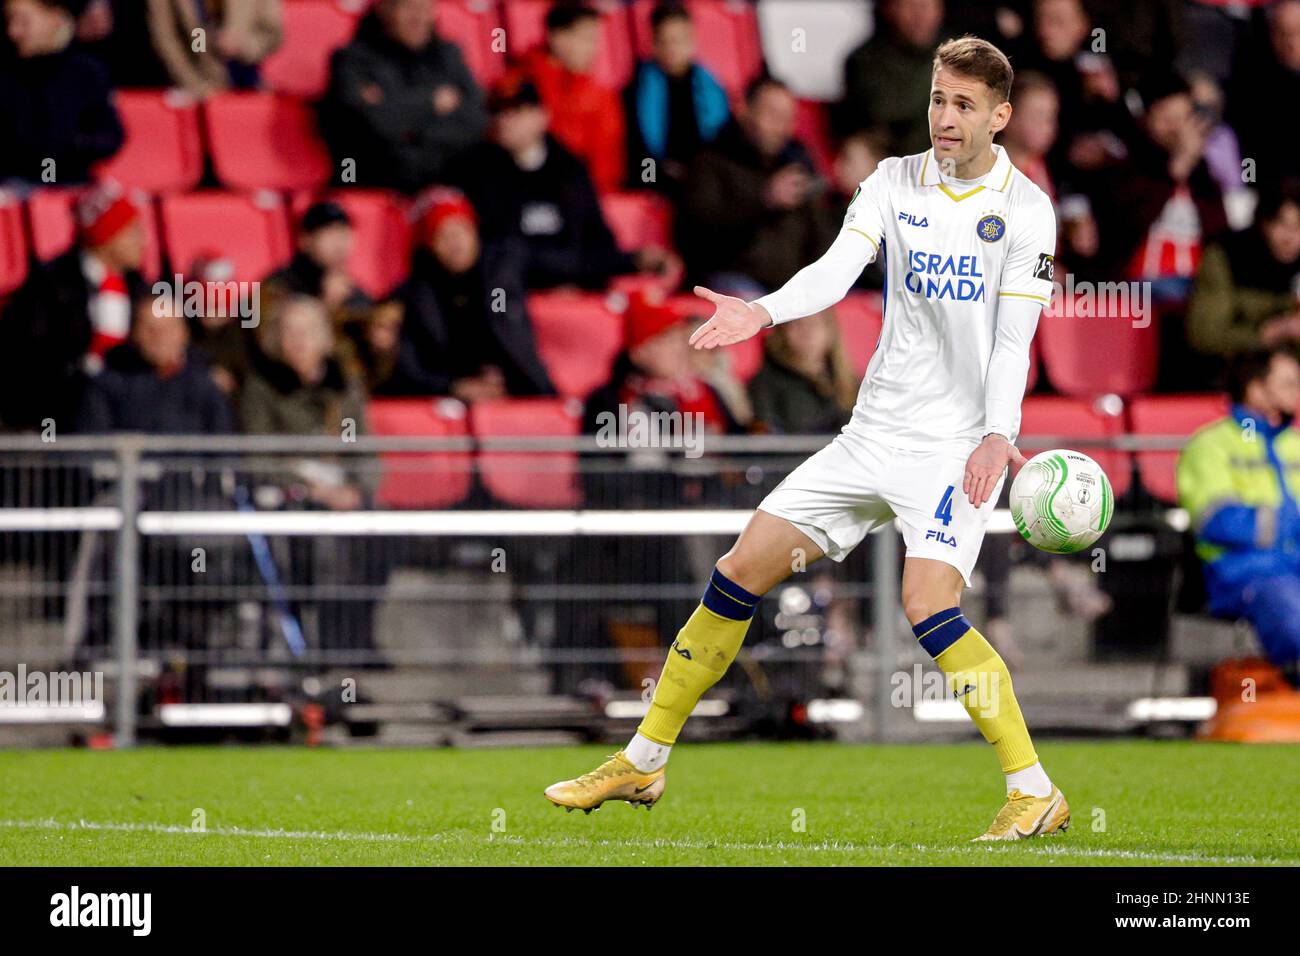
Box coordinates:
[932,36,1014,104]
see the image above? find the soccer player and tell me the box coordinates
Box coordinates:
[545,37,1068,841]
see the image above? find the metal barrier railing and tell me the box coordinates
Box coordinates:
[0,433,1194,746]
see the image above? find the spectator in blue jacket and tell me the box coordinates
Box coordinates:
[1177,348,1300,685]
[624,1,729,197]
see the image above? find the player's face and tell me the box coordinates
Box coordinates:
[929,67,1010,170]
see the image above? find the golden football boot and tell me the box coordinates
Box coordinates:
[544,751,666,813]
[972,786,1070,841]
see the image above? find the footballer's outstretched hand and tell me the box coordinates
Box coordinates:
[964,433,1026,507]
[689,286,771,350]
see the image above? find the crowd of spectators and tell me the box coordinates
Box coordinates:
[0,0,1296,454]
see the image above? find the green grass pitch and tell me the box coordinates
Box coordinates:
[0,741,1296,866]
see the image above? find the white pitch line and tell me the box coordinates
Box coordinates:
[1,818,1293,866]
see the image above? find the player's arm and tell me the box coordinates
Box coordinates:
[965,195,1057,506]
[689,169,888,350]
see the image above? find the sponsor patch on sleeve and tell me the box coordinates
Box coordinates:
[1033,253,1055,282]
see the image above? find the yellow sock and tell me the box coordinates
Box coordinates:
[913,608,1038,773]
[638,569,759,745]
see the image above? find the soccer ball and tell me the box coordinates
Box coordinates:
[1009,449,1114,554]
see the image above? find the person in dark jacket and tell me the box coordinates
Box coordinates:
[76,296,233,434]
[319,0,487,192]
[748,309,858,435]
[0,0,123,186]
[380,187,554,400]
[623,1,729,197]
[0,184,146,431]
[678,76,837,294]
[833,0,946,150]
[450,75,676,290]
[1188,182,1300,358]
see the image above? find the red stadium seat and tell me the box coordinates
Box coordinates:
[471,397,582,508]
[1128,393,1231,503]
[204,92,333,192]
[367,398,473,509]
[0,193,28,297]
[160,191,292,281]
[832,292,883,378]
[1038,292,1159,397]
[291,189,412,299]
[436,0,506,88]
[261,0,359,100]
[94,90,203,193]
[528,292,625,399]
[794,98,834,179]
[504,0,633,90]
[600,192,672,252]
[1018,395,1130,497]
[631,0,762,98]
[27,188,164,281]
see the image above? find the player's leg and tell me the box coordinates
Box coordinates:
[543,510,825,811]
[891,449,1069,839]
[902,555,1069,840]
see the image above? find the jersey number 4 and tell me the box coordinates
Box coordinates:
[934,485,955,526]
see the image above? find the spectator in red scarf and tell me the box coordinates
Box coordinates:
[0,182,147,430]
[515,1,625,192]
[584,293,738,440]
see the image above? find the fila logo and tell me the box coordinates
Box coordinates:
[898,212,929,227]
[925,529,958,548]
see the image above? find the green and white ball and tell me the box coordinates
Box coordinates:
[1010,449,1113,554]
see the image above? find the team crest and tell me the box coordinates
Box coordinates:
[976,214,1006,243]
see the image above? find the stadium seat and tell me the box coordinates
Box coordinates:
[665,292,763,382]
[436,0,506,88]
[504,0,634,90]
[471,397,582,508]
[0,193,28,297]
[367,397,473,509]
[94,90,204,193]
[27,188,163,281]
[832,292,883,378]
[261,0,360,100]
[794,98,834,179]
[159,191,292,281]
[528,292,625,399]
[1128,393,1231,503]
[1037,293,1159,397]
[631,0,763,99]
[600,192,672,252]
[1018,395,1131,498]
[291,189,412,299]
[203,92,333,192]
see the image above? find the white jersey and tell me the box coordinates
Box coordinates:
[754,144,1057,450]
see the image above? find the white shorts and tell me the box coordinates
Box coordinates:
[757,431,1004,587]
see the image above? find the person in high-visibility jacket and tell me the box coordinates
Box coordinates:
[1177,348,1300,685]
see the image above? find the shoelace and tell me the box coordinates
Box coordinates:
[990,790,1036,830]
[573,754,626,789]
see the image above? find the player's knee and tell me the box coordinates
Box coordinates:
[715,551,765,597]
[901,587,961,627]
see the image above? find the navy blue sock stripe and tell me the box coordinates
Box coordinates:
[912,607,971,658]
[701,569,760,621]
